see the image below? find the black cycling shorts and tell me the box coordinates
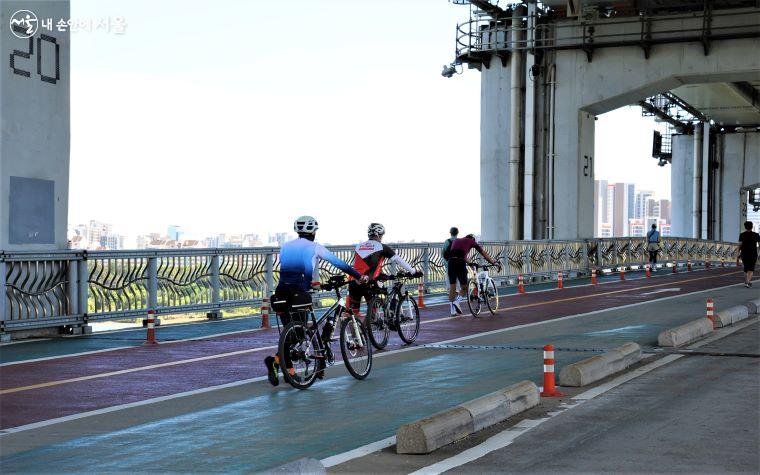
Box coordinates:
[448,259,468,286]
[741,255,757,273]
[347,280,371,311]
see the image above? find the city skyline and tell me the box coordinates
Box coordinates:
[66,1,672,245]
[594,180,672,238]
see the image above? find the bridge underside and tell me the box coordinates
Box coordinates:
[467,2,760,240]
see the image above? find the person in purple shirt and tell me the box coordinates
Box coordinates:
[447,234,499,316]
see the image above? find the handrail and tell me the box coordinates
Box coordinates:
[0,237,739,333]
[454,7,760,60]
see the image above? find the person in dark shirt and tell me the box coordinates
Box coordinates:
[447,234,499,316]
[442,227,458,272]
[738,221,759,288]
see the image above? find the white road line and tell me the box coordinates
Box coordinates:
[407,354,683,475]
[321,436,397,467]
[0,281,747,435]
[401,317,757,475]
[0,323,281,367]
[0,265,719,364]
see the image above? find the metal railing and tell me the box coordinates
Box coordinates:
[0,237,738,333]
[454,7,760,62]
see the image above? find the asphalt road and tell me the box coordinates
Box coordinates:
[0,272,756,472]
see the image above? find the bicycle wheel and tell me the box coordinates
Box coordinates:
[466,279,482,316]
[485,278,499,315]
[340,317,372,380]
[396,294,420,344]
[279,321,321,390]
[366,296,389,350]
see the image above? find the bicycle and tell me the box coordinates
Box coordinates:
[466,262,501,317]
[276,275,372,390]
[365,271,422,350]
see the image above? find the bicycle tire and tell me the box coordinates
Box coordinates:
[466,279,482,316]
[340,317,372,380]
[279,321,320,390]
[395,294,420,344]
[485,278,499,315]
[366,296,389,350]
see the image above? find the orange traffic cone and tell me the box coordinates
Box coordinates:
[672,260,678,274]
[706,298,715,328]
[518,274,526,294]
[557,272,564,289]
[417,283,425,308]
[687,259,692,272]
[645,264,651,278]
[540,344,564,397]
[620,267,625,281]
[591,269,597,285]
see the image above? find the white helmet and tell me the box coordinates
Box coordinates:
[367,222,385,237]
[294,216,319,235]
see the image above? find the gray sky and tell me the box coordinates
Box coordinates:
[69,0,667,244]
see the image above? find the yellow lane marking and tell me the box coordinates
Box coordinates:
[1,270,741,395]
[422,271,742,323]
[0,346,275,395]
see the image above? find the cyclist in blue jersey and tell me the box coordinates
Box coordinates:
[264,216,366,386]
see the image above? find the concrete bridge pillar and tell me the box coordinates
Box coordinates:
[671,134,695,238]
[1,1,71,251]
[480,55,514,241]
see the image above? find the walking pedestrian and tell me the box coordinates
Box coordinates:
[737,221,759,288]
[646,223,661,271]
[442,227,458,272]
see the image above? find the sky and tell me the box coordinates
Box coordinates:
[68,0,667,245]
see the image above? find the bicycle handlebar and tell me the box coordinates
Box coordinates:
[376,271,422,281]
[467,262,501,270]
[320,275,349,291]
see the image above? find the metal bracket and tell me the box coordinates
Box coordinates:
[639,15,652,59]
[701,0,713,55]
[582,25,595,62]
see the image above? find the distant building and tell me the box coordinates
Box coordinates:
[167,225,183,241]
[101,234,125,250]
[88,220,112,249]
[596,182,671,238]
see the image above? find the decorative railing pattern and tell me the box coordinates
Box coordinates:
[0,237,738,332]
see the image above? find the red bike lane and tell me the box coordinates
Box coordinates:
[0,268,744,429]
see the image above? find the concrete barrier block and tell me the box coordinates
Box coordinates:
[396,406,473,454]
[559,342,642,387]
[396,381,539,454]
[459,392,510,433]
[746,298,760,315]
[261,458,325,474]
[714,305,750,328]
[657,318,713,347]
[501,380,540,413]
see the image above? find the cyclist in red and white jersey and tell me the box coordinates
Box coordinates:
[347,223,421,315]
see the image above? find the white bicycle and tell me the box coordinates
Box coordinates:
[466,262,501,317]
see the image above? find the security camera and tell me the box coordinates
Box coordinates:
[441,63,457,78]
